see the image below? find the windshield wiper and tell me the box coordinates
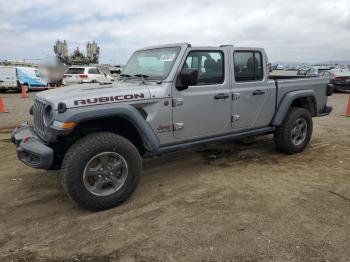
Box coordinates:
[120,73,152,83]
[133,74,150,83]
[119,73,132,82]
[133,74,149,78]
[120,73,130,78]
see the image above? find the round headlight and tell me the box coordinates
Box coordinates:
[43,104,53,127]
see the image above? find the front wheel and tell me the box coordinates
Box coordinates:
[61,132,142,211]
[274,107,313,154]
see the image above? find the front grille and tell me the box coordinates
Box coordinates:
[33,98,47,137]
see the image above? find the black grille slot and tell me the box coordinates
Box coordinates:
[33,99,46,136]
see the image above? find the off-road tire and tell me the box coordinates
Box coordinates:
[61,132,142,211]
[274,107,313,154]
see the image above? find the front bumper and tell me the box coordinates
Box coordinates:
[11,124,53,169]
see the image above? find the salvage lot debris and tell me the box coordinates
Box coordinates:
[0,93,349,261]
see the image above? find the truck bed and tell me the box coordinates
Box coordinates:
[269,75,315,80]
[272,77,329,115]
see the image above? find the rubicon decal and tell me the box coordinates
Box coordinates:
[74,93,145,106]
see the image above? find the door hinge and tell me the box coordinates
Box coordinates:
[232,93,240,100]
[173,122,184,131]
[231,115,240,122]
[172,98,184,107]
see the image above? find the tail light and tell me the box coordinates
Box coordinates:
[79,74,88,79]
[333,76,347,81]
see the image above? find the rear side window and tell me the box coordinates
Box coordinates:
[183,51,224,85]
[233,51,263,82]
[88,68,100,74]
[65,68,85,74]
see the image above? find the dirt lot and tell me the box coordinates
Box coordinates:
[0,93,349,261]
[0,91,36,129]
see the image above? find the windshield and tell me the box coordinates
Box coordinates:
[65,68,85,74]
[35,69,45,78]
[122,47,181,80]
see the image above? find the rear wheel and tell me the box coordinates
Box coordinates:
[61,132,142,211]
[274,107,313,154]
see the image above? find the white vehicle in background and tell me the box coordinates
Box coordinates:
[63,66,114,85]
[306,66,332,77]
[0,66,17,92]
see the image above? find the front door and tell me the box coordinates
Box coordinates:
[172,49,232,140]
[231,50,276,130]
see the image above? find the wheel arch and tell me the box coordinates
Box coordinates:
[272,90,317,126]
[58,104,160,154]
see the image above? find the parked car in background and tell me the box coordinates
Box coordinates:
[0,66,18,92]
[16,66,48,90]
[272,64,284,70]
[306,66,332,77]
[297,67,309,76]
[320,69,350,91]
[63,66,114,85]
[109,65,122,75]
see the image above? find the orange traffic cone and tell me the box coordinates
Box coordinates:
[0,96,8,113]
[21,85,28,98]
[345,96,350,117]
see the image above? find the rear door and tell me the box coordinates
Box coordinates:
[231,49,276,130]
[172,48,232,139]
[0,67,16,88]
[88,68,103,82]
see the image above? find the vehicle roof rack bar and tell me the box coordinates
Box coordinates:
[220,44,233,47]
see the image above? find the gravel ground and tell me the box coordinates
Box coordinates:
[0,93,349,261]
[0,91,36,129]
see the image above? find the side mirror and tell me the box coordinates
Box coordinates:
[176,68,198,90]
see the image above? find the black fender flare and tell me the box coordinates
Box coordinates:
[56,104,160,152]
[271,90,317,126]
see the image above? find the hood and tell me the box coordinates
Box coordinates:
[36,81,152,109]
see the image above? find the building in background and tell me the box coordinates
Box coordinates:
[53,40,100,65]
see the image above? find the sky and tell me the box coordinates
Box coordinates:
[0,0,350,64]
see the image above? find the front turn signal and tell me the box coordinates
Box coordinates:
[52,121,76,129]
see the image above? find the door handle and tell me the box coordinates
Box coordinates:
[253,90,265,95]
[214,93,229,100]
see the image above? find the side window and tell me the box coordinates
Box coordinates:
[183,51,224,85]
[34,70,40,78]
[88,68,100,74]
[233,51,263,82]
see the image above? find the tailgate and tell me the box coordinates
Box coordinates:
[63,74,82,83]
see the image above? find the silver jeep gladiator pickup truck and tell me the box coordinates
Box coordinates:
[11,43,333,211]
